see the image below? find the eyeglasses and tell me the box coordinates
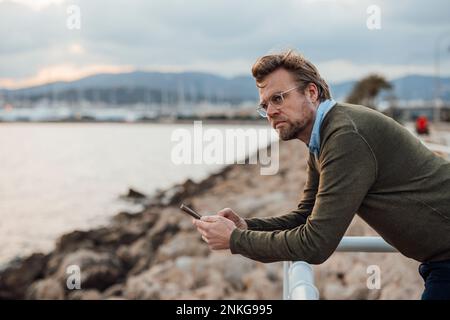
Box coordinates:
[256,85,301,118]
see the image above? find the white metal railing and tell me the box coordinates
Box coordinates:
[283,236,397,300]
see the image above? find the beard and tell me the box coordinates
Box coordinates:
[277,119,306,141]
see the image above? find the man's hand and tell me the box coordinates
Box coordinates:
[192,215,236,250]
[216,208,248,230]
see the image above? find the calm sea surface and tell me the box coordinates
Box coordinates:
[0,122,274,266]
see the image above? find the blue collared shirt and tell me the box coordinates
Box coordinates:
[308,99,337,159]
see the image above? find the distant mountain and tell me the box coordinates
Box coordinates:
[1,71,449,105]
[0,71,259,105]
[388,75,450,101]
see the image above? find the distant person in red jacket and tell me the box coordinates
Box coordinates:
[416,115,429,135]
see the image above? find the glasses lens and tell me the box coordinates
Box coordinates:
[270,93,283,105]
[256,107,267,118]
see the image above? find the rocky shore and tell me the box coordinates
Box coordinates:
[0,139,424,300]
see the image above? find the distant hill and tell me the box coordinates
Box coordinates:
[0,71,258,105]
[1,71,449,105]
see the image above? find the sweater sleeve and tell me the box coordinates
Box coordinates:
[229,131,377,264]
[244,154,319,231]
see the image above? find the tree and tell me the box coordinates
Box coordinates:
[346,74,392,109]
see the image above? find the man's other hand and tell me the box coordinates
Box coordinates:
[216,208,248,230]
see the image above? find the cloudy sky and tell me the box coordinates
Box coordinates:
[1,0,450,88]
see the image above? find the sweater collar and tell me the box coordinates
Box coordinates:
[308,99,336,158]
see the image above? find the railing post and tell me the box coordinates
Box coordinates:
[287,261,319,300]
[283,261,290,300]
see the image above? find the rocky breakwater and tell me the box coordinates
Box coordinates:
[0,140,424,299]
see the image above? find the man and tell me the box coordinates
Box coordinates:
[193,50,450,299]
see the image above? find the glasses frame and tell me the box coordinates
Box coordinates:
[256,85,302,118]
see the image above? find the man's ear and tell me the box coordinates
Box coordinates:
[306,83,319,104]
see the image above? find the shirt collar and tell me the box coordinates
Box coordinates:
[308,99,336,158]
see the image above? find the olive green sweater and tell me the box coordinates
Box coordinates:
[230,103,450,264]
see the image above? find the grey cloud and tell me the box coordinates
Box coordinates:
[0,0,449,83]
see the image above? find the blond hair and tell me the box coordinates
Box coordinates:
[251,49,331,101]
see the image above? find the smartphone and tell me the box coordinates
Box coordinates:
[179,203,202,219]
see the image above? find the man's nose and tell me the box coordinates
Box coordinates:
[266,103,280,118]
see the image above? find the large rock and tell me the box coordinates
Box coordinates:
[242,268,282,299]
[67,289,102,300]
[55,249,124,291]
[154,231,209,263]
[116,237,154,275]
[46,222,149,276]
[124,188,147,199]
[206,253,256,291]
[25,278,65,300]
[124,260,196,299]
[55,223,148,254]
[124,269,165,299]
[102,283,124,299]
[0,253,48,299]
[146,208,182,248]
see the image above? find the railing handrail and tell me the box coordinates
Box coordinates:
[283,236,398,300]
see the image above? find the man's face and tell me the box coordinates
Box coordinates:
[258,68,317,141]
